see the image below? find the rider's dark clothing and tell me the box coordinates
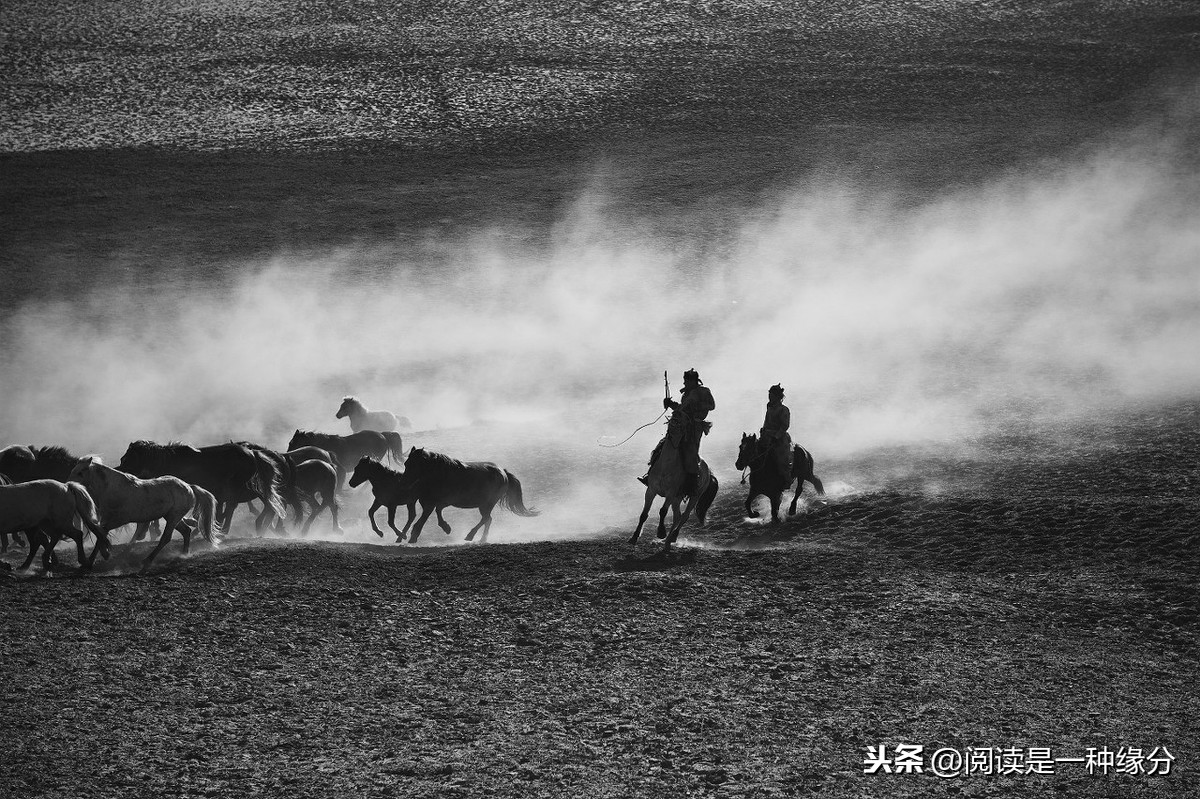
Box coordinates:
[667,385,715,475]
[760,399,793,476]
[647,384,715,480]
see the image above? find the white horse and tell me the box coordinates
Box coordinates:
[629,434,719,549]
[69,456,220,571]
[0,479,111,571]
[336,396,410,433]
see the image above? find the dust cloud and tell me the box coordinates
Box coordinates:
[2,108,1198,536]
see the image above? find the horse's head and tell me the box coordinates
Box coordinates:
[117,441,154,477]
[336,397,358,419]
[404,447,428,472]
[287,430,305,451]
[348,456,376,488]
[735,433,759,470]
[68,456,106,489]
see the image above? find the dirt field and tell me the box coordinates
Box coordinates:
[3,403,1197,798]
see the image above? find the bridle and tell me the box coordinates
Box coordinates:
[737,437,772,483]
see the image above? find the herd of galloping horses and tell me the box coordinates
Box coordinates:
[1,395,828,574]
[0,397,537,573]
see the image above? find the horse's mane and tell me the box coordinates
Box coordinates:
[33,445,79,462]
[359,457,401,477]
[128,440,199,456]
[409,449,465,472]
[293,429,340,443]
[341,396,363,407]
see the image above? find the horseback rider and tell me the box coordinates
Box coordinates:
[639,368,716,495]
[760,383,793,477]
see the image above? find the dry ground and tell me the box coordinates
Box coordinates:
[3,403,1197,798]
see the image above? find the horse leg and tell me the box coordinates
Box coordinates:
[301,503,320,536]
[408,505,435,544]
[400,502,416,537]
[220,501,236,534]
[254,507,272,536]
[663,499,684,548]
[745,489,758,519]
[629,489,656,545]
[172,513,193,554]
[329,498,342,534]
[465,503,495,543]
[386,505,404,541]
[18,530,46,571]
[435,507,452,535]
[87,524,121,568]
[770,492,782,524]
[140,519,176,573]
[788,480,801,515]
[656,500,670,540]
[63,528,93,573]
[366,500,385,538]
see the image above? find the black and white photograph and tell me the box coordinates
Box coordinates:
[2,1,1198,796]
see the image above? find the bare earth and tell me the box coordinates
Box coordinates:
[3,404,1197,798]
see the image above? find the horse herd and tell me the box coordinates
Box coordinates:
[1,395,829,574]
[0,397,536,574]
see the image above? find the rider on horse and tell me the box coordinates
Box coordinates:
[639,368,715,495]
[761,383,793,477]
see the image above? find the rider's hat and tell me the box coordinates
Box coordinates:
[683,369,702,384]
[769,383,785,396]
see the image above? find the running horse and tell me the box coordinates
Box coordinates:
[69,456,221,571]
[348,457,420,541]
[400,447,538,543]
[288,429,405,469]
[735,433,826,523]
[116,441,287,533]
[0,478,111,572]
[0,445,84,554]
[630,434,719,548]
[336,397,411,433]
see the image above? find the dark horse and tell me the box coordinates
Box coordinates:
[235,441,304,533]
[400,447,538,543]
[117,440,288,532]
[0,444,83,482]
[287,430,404,471]
[735,433,826,524]
[348,457,420,542]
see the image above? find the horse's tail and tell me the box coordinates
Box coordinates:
[66,481,110,557]
[500,472,539,517]
[383,432,404,465]
[250,452,288,521]
[191,485,221,545]
[328,452,346,491]
[697,473,719,525]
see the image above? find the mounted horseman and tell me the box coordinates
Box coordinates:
[639,368,715,497]
[760,384,793,478]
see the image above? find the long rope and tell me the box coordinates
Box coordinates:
[597,409,667,448]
